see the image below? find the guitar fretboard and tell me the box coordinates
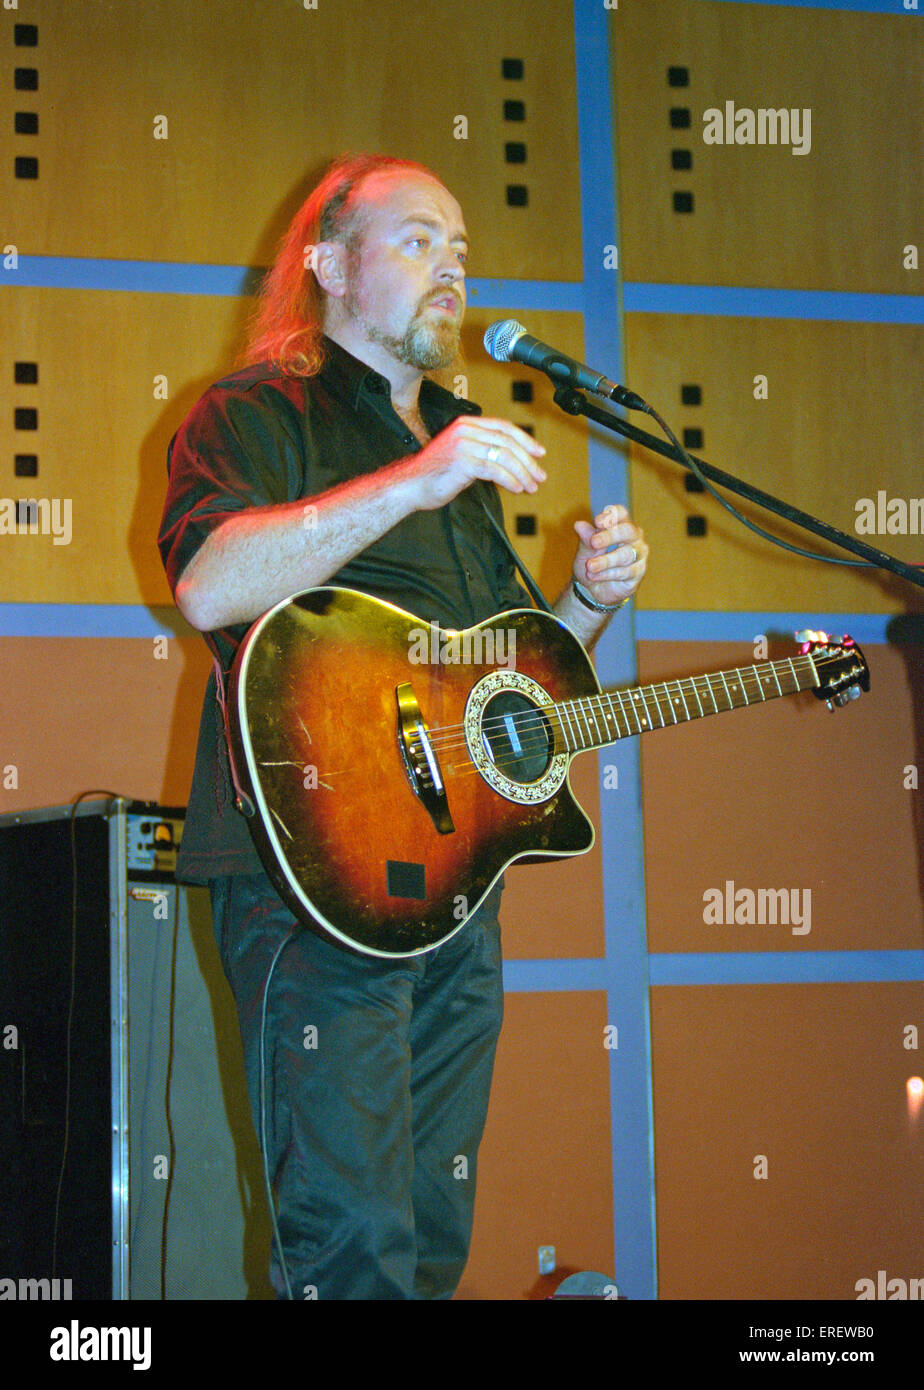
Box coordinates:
[549,653,819,753]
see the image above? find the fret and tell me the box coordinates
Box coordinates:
[585,696,605,744]
[635,688,655,730]
[701,676,720,714]
[619,688,643,735]
[602,693,624,741]
[615,692,633,739]
[558,700,578,749]
[611,692,628,739]
[717,670,734,709]
[662,681,680,724]
[568,700,590,748]
[573,653,829,758]
[641,685,665,729]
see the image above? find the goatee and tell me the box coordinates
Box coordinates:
[375,311,460,371]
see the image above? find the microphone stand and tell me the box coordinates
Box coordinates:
[551,385,924,594]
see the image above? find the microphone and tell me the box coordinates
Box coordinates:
[483,319,646,411]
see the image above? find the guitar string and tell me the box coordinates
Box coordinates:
[416,687,812,773]
[277,655,830,787]
[394,658,823,783]
[420,658,817,756]
[437,672,806,781]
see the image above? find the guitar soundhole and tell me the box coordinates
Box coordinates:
[480,692,553,785]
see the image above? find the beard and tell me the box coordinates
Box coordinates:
[387,310,461,371]
[345,280,462,371]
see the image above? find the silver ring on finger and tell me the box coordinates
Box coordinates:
[627,546,638,564]
[486,445,501,464]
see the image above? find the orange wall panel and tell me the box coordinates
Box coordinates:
[638,639,924,954]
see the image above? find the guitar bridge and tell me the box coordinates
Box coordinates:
[395,682,454,835]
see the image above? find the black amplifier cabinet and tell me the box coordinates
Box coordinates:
[0,799,272,1300]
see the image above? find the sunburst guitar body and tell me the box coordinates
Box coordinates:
[227,586,869,958]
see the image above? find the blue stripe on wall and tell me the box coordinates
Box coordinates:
[576,0,659,1303]
[648,950,924,985]
[623,283,924,325]
[464,280,584,313]
[0,256,583,312]
[635,611,905,645]
[4,258,920,325]
[0,604,907,644]
[709,0,920,12]
[0,256,262,297]
[503,950,924,991]
[0,604,193,639]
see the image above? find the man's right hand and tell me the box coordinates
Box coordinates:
[401,416,547,511]
[174,418,546,634]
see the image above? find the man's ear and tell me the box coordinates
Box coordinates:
[311,241,348,298]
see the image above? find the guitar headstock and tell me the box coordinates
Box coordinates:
[796,630,871,709]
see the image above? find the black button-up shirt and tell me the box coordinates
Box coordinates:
[158,337,531,882]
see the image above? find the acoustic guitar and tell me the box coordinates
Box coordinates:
[227,587,869,958]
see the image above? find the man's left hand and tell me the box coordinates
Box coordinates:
[572,504,648,607]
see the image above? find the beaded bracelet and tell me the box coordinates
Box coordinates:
[572,579,629,614]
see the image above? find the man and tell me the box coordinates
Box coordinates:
[158,153,648,1299]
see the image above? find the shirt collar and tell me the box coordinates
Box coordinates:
[319,335,481,424]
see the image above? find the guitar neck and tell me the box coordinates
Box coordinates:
[550,652,820,753]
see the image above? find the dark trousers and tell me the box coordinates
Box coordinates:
[209,869,505,1299]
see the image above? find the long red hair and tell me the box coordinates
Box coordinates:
[241,153,441,377]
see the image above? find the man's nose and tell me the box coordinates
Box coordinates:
[435,250,465,283]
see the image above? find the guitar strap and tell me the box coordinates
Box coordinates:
[211,654,256,819]
[476,492,555,615]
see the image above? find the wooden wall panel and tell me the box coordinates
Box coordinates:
[0,286,253,604]
[0,635,209,815]
[1,0,582,280]
[461,989,614,1298]
[0,293,589,607]
[610,0,922,293]
[651,982,924,1299]
[638,640,924,955]
[623,314,923,613]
